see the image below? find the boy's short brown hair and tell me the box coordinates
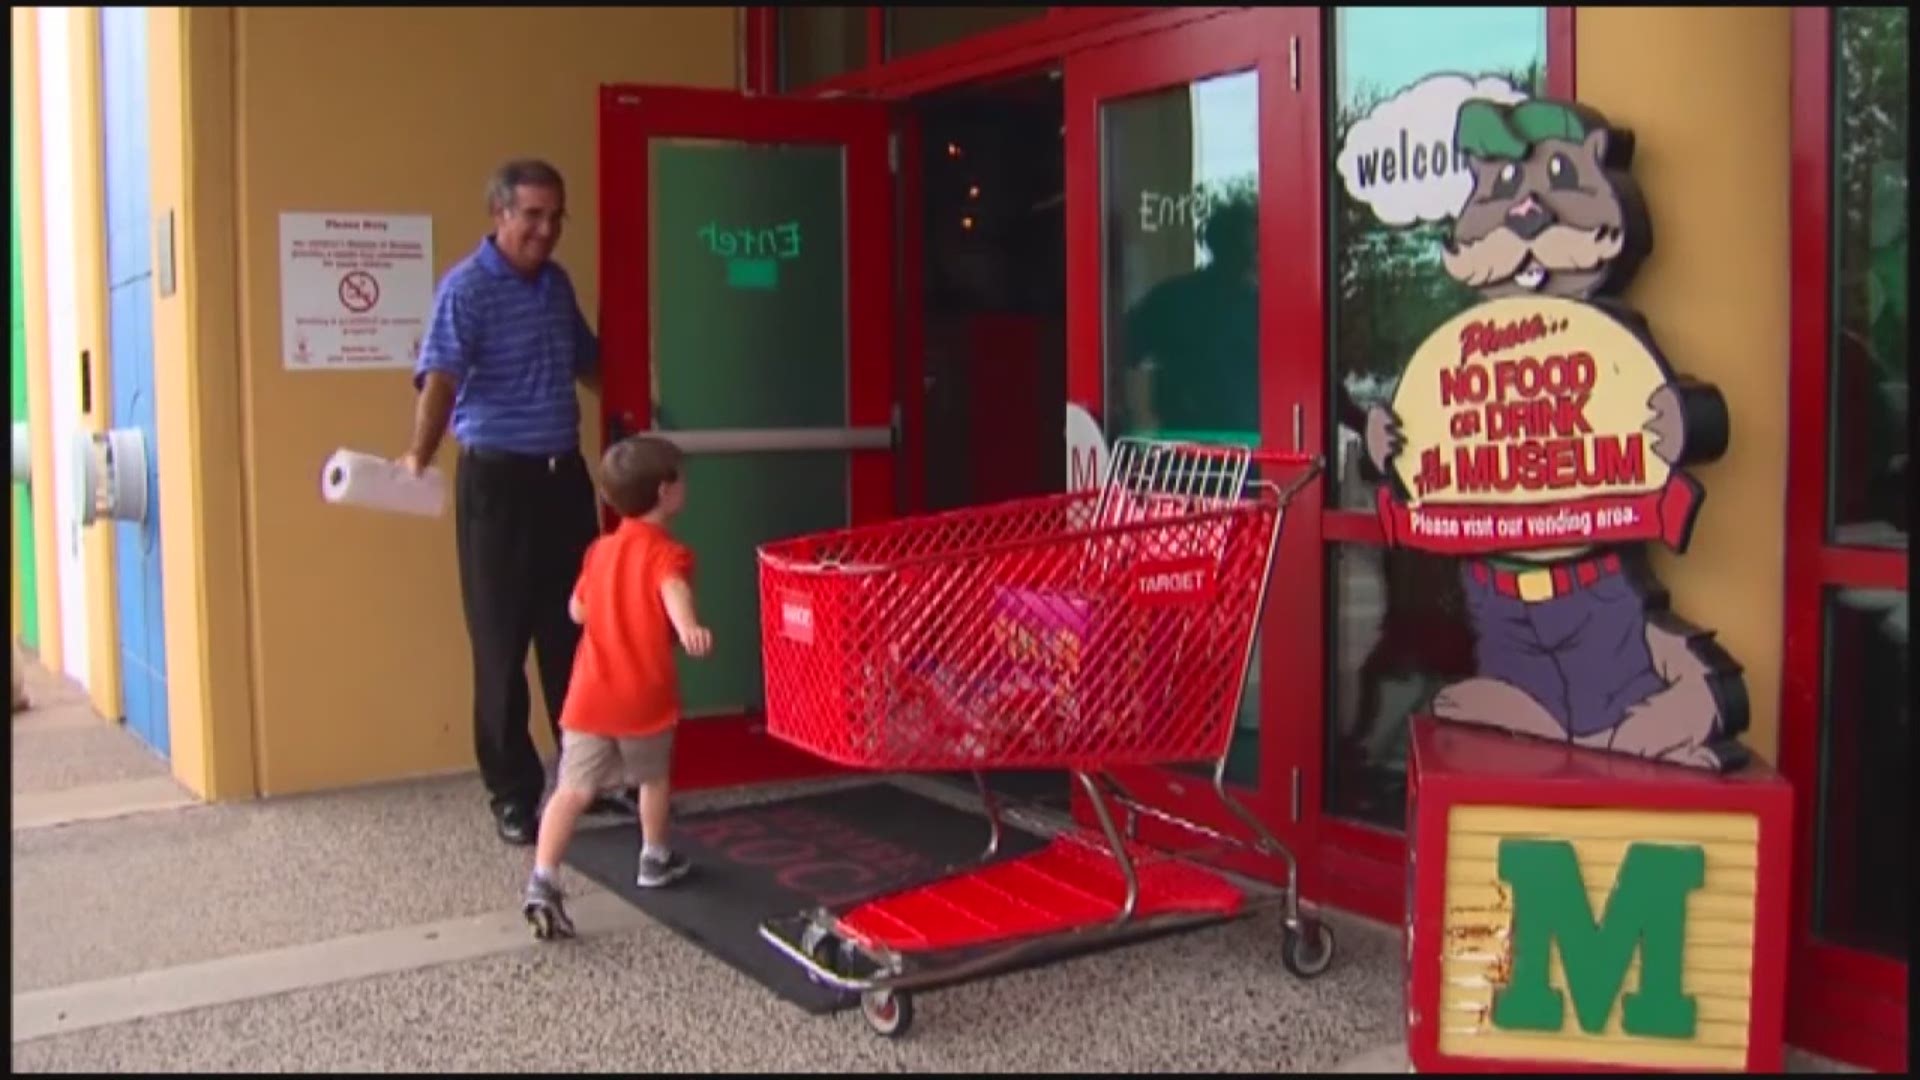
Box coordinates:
[599,435,683,518]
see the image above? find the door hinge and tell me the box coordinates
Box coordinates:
[887,132,900,174]
[1289,35,1301,92]
[1289,768,1303,823]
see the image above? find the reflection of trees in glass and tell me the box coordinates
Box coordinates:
[1836,8,1908,374]
[1213,175,1258,204]
[1827,11,1913,947]
[1113,178,1261,439]
[1322,58,1542,826]
[1330,63,1544,409]
[1102,84,1262,445]
[1193,175,1258,269]
[1834,7,1908,538]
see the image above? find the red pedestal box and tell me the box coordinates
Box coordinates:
[1404,716,1792,1073]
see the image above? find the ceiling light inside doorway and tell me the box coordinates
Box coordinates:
[961,215,976,230]
[967,184,980,199]
[946,142,963,158]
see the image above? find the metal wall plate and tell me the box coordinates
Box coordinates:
[156,209,177,298]
[11,422,29,484]
[75,427,150,526]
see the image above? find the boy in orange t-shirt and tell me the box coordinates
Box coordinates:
[523,435,711,939]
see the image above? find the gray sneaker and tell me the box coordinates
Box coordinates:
[636,850,691,889]
[522,873,576,940]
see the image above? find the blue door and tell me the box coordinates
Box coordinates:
[102,8,168,757]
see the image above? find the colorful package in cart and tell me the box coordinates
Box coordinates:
[988,587,1089,707]
[879,649,998,764]
[888,587,1091,760]
[995,586,1164,759]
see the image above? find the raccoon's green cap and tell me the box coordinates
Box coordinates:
[1455,99,1589,161]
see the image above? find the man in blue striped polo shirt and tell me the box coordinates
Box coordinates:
[399,159,612,846]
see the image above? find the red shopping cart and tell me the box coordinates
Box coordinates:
[755,439,1330,1037]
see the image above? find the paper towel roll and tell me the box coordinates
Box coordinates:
[321,448,446,518]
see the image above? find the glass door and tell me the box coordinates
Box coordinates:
[1781,8,1909,1071]
[598,86,898,784]
[1064,8,1319,870]
[1303,6,1561,920]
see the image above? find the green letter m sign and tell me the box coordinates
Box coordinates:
[1491,838,1706,1039]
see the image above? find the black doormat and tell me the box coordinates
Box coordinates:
[564,782,1045,1014]
[931,768,1074,811]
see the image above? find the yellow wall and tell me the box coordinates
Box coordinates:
[165,7,737,795]
[147,8,259,799]
[11,8,65,675]
[66,8,125,722]
[1578,7,1793,763]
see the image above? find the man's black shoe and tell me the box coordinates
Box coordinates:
[496,802,538,846]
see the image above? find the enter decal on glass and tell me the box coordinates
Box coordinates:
[1137,187,1219,234]
[699,220,802,291]
[1134,179,1253,235]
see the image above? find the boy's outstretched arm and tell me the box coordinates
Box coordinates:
[659,577,713,657]
[569,541,601,627]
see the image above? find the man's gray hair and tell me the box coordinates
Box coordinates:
[486,159,566,215]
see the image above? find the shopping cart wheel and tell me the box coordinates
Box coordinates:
[1281,919,1336,979]
[860,989,915,1039]
[799,921,842,972]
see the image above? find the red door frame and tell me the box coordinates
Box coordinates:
[1780,9,1909,1071]
[1056,7,1577,919]
[1293,7,1577,927]
[745,7,1238,99]
[753,6,1241,516]
[596,84,899,790]
[1058,8,1319,888]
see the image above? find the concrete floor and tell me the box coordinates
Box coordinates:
[8,656,1867,1073]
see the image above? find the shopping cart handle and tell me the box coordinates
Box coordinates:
[1247,450,1323,470]
[1168,442,1320,471]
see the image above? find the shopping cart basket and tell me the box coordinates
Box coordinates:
[756,439,1329,1037]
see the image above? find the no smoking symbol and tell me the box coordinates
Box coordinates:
[338,271,380,313]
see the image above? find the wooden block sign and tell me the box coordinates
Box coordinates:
[1405,718,1792,1073]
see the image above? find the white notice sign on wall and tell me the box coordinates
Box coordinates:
[280,212,434,370]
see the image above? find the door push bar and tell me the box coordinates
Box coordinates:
[605,408,897,457]
[653,426,894,455]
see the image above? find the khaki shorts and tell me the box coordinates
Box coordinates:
[556,728,675,793]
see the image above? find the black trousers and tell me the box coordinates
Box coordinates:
[454,447,600,813]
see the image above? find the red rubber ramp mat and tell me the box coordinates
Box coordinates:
[564,782,1042,1013]
[838,833,1248,954]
